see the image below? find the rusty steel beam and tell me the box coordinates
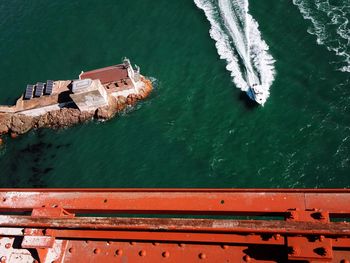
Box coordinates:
[0,216,349,236]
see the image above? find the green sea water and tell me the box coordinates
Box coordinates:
[0,0,349,188]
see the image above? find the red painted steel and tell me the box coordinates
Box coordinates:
[0,189,349,263]
[1,189,350,215]
[80,65,128,84]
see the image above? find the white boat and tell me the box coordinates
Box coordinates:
[245,69,268,106]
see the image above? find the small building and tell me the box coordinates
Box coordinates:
[70,79,108,112]
[79,59,141,95]
[79,65,129,85]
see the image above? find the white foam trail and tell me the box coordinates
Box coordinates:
[293,0,350,72]
[194,0,275,105]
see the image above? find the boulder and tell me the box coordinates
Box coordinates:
[79,110,94,122]
[95,106,115,120]
[11,114,33,134]
[0,113,12,134]
[126,94,137,105]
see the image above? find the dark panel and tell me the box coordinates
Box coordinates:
[34,82,44,97]
[44,80,53,95]
[24,84,34,100]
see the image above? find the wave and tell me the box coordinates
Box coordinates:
[293,0,350,72]
[194,0,275,105]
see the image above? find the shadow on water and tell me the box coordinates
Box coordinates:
[4,134,72,187]
[237,92,259,110]
[1,96,18,106]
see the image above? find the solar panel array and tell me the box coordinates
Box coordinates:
[34,82,44,97]
[24,80,55,100]
[24,84,34,100]
[44,80,53,95]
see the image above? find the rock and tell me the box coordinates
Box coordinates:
[11,114,33,134]
[117,96,126,105]
[58,109,79,127]
[126,94,137,105]
[45,108,80,128]
[138,89,146,99]
[36,114,48,128]
[79,110,94,122]
[116,101,126,111]
[108,96,118,108]
[0,124,9,135]
[95,106,115,120]
[0,114,12,134]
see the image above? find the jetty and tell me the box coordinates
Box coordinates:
[0,58,152,137]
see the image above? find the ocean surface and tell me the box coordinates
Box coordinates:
[0,0,349,188]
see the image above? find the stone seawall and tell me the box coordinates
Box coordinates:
[0,78,152,138]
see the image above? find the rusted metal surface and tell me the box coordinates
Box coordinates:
[0,189,349,263]
[0,216,350,236]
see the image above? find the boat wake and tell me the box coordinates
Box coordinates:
[194,0,275,105]
[293,0,350,73]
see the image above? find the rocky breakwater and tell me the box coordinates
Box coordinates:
[0,78,152,140]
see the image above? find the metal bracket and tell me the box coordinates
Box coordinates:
[20,207,74,263]
[286,208,333,261]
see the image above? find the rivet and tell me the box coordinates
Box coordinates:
[68,247,74,253]
[319,235,325,241]
[162,251,170,258]
[103,199,108,203]
[115,249,123,256]
[94,248,101,254]
[0,256,6,263]
[152,242,159,246]
[243,255,251,262]
[220,200,225,204]
[130,242,135,245]
[2,198,6,202]
[221,245,228,249]
[178,243,185,247]
[199,253,206,259]
[340,260,349,263]
[139,250,146,257]
[274,234,281,240]
[4,243,11,249]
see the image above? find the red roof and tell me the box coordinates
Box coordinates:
[80,64,128,84]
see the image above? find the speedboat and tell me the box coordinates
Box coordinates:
[246,84,267,106]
